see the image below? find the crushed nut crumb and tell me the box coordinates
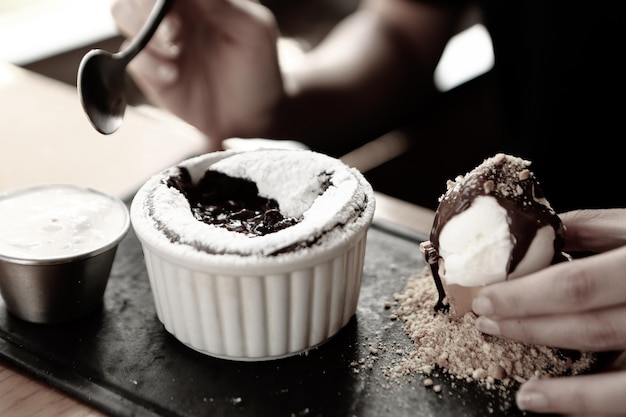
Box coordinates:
[383,268,595,389]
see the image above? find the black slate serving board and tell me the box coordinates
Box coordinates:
[0,218,534,417]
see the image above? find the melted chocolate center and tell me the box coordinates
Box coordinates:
[166,167,301,236]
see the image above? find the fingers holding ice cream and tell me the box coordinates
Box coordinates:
[421,153,569,316]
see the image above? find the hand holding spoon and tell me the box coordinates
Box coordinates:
[78,0,174,134]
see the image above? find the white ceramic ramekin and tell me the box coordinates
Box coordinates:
[131,149,375,360]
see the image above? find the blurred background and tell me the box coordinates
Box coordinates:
[1,0,361,86]
[1,0,492,91]
[1,0,497,209]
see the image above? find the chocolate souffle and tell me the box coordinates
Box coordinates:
[130,148,375,360]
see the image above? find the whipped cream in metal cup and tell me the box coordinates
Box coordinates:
[0,184,130,323]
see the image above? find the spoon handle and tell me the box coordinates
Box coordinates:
[117,0,175,63]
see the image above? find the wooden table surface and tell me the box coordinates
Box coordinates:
[0,61,435,416]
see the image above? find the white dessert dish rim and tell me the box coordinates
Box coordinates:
[130,149,375,274]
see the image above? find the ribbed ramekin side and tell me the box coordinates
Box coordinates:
[138,231,368,361]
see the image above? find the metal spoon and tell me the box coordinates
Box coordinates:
[78,0,174,135]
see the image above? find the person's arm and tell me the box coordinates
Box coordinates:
[270,0,467,148]
[111,0,466,149]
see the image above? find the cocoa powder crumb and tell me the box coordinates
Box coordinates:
[384,267,596,389]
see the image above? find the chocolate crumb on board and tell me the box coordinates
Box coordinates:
[383,267,595,391]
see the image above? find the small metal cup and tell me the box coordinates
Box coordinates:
[0,184,130,324]
[0,244,122,323]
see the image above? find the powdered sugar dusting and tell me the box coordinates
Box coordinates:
[211,151,349,218]
[133,149,374,258]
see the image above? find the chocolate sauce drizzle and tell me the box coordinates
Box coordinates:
[425,154,566,312]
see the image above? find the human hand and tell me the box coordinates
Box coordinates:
[110,0,284,141]
[471,209,626,416]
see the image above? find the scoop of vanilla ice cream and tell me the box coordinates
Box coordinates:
[422,153,566,313]
[438,195,557,287]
